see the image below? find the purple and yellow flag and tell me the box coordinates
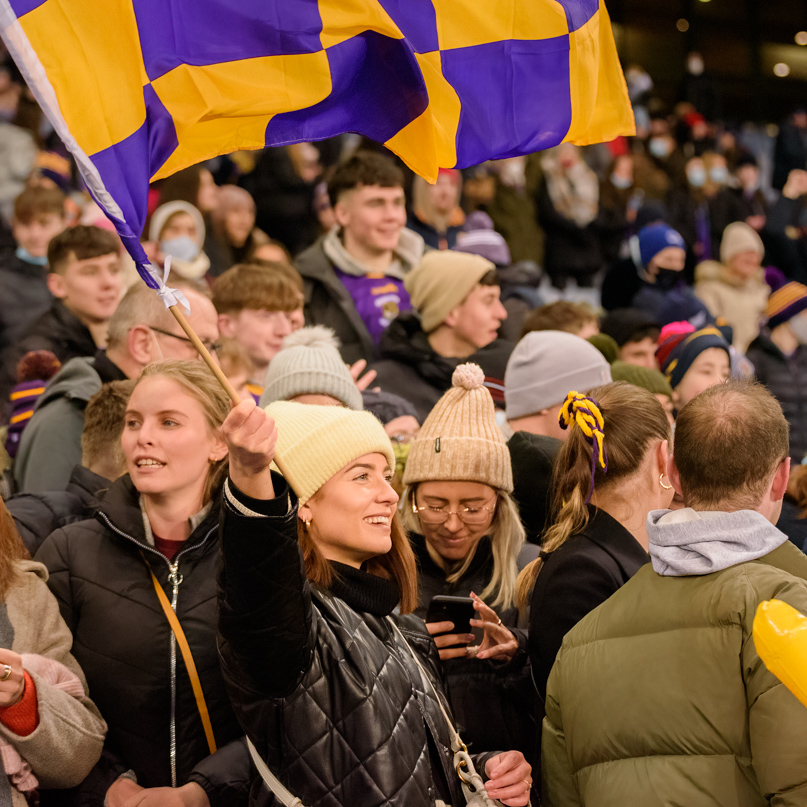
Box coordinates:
[0,0,633,287]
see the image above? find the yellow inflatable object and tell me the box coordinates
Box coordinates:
[753,599,807,710]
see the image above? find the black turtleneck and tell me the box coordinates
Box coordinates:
[329,562,400,616]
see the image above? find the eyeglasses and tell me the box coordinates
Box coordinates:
[412,497,497,525]
[149,326,222,354]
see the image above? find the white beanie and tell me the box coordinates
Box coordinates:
[720,221,764,265]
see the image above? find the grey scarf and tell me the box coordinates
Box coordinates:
[648,507,788,576]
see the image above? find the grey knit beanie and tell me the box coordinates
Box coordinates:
[259,326,363,410]
[505,330,612,419]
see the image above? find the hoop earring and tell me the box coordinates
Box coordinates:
[659,473,673,490]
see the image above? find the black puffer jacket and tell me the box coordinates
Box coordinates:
[6,465,110,556]
[218,476,496,807]
[35,476,249,806]
[412,534,540,761]
[370,313,513,423]
[747,334,807,462]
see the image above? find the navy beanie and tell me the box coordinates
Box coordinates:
[657,326,731,390]
[637,223,686,268]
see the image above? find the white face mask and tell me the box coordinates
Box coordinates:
[790,314,807,344]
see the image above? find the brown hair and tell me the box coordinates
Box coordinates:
[327,151,404,207]
[14,186,66,224]
[81,379,136,473]
[0,499,31,600]
[132,361,230,503]
[520,301,599,340]
[786,464,807,518]
[47,225,120,275]
[516,382,670,610]
[673,379,789,510]
[297,512,418,614]
[212,262,303,315]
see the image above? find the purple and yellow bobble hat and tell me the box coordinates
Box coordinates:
[766,282,807,330]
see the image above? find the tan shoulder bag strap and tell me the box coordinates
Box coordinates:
[141,551,217,755]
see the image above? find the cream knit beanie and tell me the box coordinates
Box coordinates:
[264,401,394,506]
[404,251,495,333]
[720,221,764,264]
[403,363,513,492]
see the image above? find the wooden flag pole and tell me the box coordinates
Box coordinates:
[169,304,242,405]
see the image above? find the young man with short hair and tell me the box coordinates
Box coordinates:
[213,262,304,398]
[370,250,511,423]
[599,308,662,369]
[520,300,600,340]
[295,151,425,363]
[0,186,67,356]
[543,380,807,806]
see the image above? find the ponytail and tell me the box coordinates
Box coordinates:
[516,382,670,611]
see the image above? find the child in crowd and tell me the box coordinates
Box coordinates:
[0,186,67,356]
[0,225,123,400]
[212,262,304,398]
[656,322,732,413]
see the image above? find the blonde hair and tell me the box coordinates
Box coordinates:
[516,382,670,610]
[402,484,525,610]
[133,360,230,503]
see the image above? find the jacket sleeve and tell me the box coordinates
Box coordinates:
[188,737,253,807]
[745,577,807,805]
[0,573,107,789]
[217,474,315,701]
[529,549,620,699]
[541,662,582,807]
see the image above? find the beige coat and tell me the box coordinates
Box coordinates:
[694,260,769,352]
[0,560,106,805]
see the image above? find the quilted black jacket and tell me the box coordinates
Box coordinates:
[218,475,496,807]
[35,476,249,806]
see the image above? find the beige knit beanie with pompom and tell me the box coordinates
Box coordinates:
[403,363,513,492]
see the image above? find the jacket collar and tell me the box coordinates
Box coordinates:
[95,475,220,553]
[579,505,650,578]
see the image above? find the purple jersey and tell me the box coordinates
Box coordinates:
[334,269,412,344]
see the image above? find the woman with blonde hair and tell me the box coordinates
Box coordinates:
[401,363,539,759]
[218,393,533,806]
[37,361,247,807]
[519,381,672,707]
[0,501,106,806]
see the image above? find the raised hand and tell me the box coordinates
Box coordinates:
[221,399,278,499]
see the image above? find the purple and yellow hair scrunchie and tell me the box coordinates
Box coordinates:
[559,390,608,504]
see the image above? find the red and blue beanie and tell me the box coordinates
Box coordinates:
[656,323,731,389]
[637,223,686,268]
[766,281,807,330]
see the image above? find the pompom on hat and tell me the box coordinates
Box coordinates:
[264,401,394,507]
[403,363,512,492]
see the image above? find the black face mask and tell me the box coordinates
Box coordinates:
[653,267,682,291]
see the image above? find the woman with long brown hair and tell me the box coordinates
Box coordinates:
[218,397,533,806]
[518,381,673,705]
[0,500,106,805]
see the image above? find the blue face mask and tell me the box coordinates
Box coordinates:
[687,168,706,188]
[709,166,728,185]
[15,246,48,266]
[160,236,199,263]
[648,137,671,159]
[610,173,633,190]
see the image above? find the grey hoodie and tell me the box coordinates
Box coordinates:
[648,507,788,576]
[322,226,425,280]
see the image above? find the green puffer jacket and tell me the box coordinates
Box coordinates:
[542,540,807,806]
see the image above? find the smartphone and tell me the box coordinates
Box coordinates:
[426,595,475,637]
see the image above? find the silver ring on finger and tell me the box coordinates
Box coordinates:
[0,664,11,681]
